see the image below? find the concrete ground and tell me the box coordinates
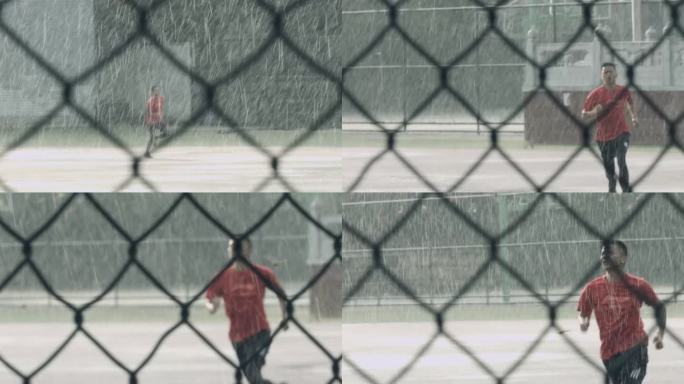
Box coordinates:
[343,318,684,383]
[0,320,340,384]
[343,131,684,192]
[0,145,341,192]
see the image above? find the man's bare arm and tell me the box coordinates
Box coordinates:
[625,101,638,127]
[272,283,289,330]
[653,304,666,349]
[205,297,221,314]
[578,314,590,332]
[581,104,603,121]
[278,297,289,330]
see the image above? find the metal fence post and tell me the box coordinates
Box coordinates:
[497,194,510,303]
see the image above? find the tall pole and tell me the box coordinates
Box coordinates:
[497,194,510,303]
[552,1,557,43]
[475,11,481,135]
[632,0,642,41]
[402,37,408,131]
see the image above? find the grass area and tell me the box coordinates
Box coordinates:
[0,303,335,324]
[343,302,684,323]
[342,130,666,152]
[0,125,340,149]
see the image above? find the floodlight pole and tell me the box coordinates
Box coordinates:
[497,194,510,303]
[631,0,642,42]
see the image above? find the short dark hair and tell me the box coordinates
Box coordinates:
[228,237,252,249]
[604,239,628,257]
[151,85,160,92]
[601,62,616,69]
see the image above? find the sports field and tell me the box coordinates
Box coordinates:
[342,304,684,383]
[342,131,684,192]
[0,305,340,384]
[0,129,341,192]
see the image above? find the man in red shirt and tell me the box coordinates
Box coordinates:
[581,63,639,193]
[144,85,168,158]
[206,238,288,384]
[578,240,666,383]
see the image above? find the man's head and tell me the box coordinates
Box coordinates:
[601,240,627,272]
[151,85,160,96]
[228,237,252,261]
[600,63,617,87]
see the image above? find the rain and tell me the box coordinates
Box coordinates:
[0,193,341,384]
[0,0,341,191]
[342,0,684,192]
[342,192,684,383]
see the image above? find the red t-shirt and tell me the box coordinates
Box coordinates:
[583,85,633,142]
[145,95,164,125]
[206,264,280,343]
[577,273,660,360]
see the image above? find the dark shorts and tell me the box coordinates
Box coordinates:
[233,330,272,384]
[147,122,166,134]
[597,132,630,160]
[603,343,648,384]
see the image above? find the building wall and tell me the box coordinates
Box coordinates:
[0,0,339,131]
[94,0,339,130]
[0,0,95,126]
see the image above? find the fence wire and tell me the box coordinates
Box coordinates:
[342,0,684,192]
[0,193,342,384]
[342,192,684,383]
[0,0,339,192]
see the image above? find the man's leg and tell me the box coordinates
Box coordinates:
[616,133,631,192]
[160,122,169,137]
[616,344,648,383]
[598,140,617,192]
[604,345,648,384]
[235,331,274,384]
[144,124,154,157]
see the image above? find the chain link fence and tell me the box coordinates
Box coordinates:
[0,193,342,384]
[0,0,339,192]
[342,0,684,192]
[343,192,684,383]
